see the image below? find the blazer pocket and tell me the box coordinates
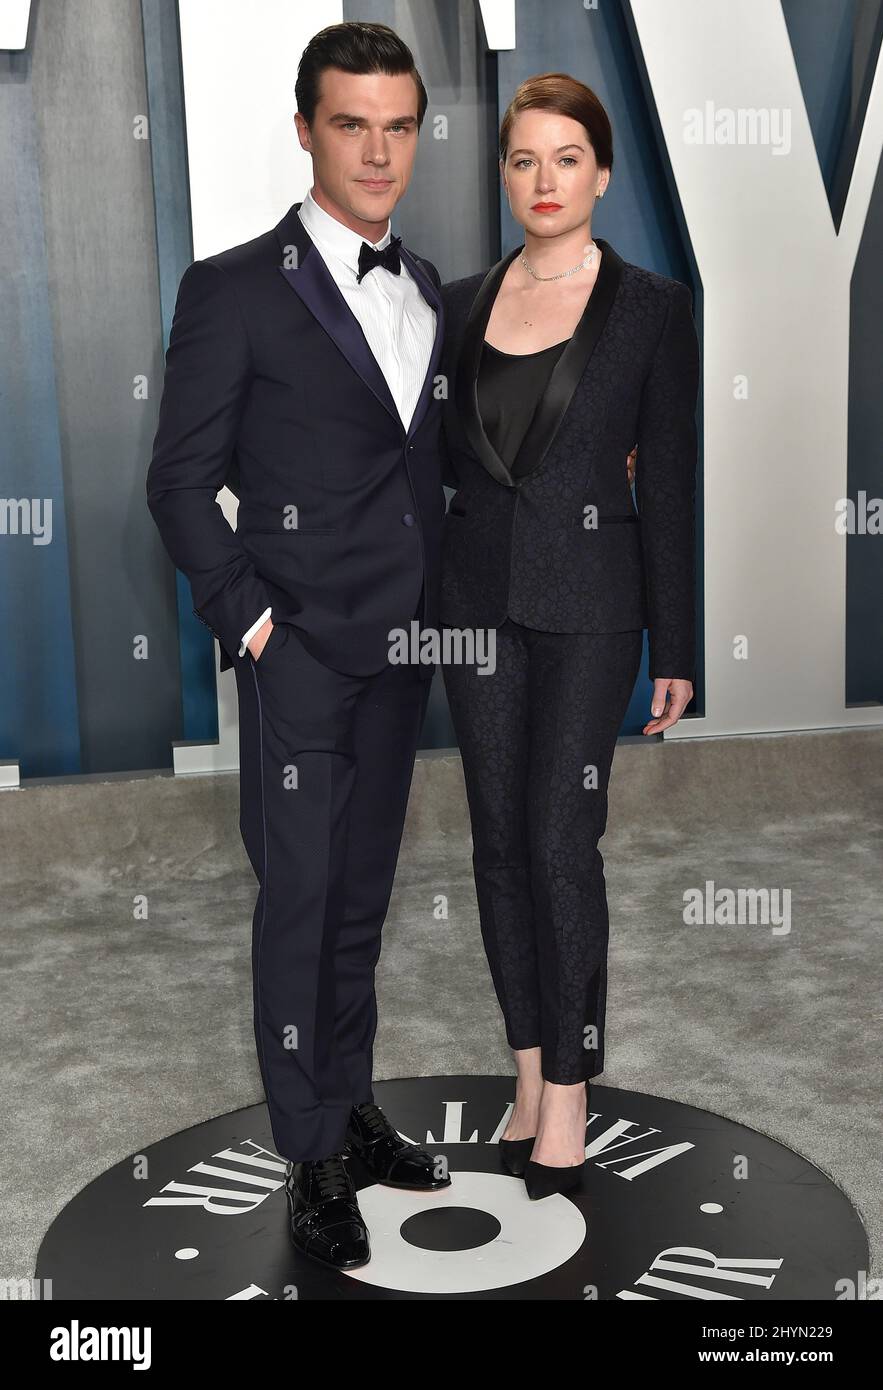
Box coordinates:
[252,621,289,666]
[243,526,339,535]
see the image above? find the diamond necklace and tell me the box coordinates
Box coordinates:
[519,241,599,281]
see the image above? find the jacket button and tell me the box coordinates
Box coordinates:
[402,513,415,526]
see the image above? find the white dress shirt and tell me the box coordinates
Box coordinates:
[238,186,437,656]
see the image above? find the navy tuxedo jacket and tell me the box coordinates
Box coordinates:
[147,202,445,674]
[439,239,701,682]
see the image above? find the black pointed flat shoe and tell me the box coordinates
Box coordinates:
[498,1136,536,1177]
[345,1102,451,1190]
[285,1154,370,1269]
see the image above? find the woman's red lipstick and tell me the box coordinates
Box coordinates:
[532,201,562,212]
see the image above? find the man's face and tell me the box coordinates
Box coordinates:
[295,68,420,238]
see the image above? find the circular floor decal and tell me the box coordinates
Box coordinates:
[36,1077,867,1300]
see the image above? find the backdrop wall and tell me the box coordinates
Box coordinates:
[1,0,881,781]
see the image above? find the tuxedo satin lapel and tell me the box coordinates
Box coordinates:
[274,202,399,423]
[455,247,522,488]
[511,237,624,481]
[399,246,444,440]
[400,245,442,316]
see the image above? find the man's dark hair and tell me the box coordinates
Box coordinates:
[295,21,428,128]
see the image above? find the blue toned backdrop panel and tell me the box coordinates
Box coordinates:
[0,45,80,779]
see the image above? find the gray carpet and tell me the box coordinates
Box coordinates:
[2,726,881,1287]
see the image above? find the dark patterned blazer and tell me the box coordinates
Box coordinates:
[439,238,700,681]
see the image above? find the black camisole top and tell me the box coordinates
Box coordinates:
[477,338,568,477]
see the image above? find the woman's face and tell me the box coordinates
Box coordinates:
[501,108,607,237]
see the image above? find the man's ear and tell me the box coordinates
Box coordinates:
[294,111,312,153]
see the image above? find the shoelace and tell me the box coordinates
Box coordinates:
[357,1103,396,1140]
[313,1156,352,1201]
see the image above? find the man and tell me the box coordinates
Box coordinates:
[146,22,449,1271]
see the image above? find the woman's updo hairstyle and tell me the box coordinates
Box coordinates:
[499,72,613,172]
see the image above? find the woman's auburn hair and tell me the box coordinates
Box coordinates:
[499,72,613,171]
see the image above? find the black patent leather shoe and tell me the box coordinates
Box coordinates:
[345,1102,451,1189]
[284,1154,370,1269]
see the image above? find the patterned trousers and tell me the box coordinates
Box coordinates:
[442,617,643,1083]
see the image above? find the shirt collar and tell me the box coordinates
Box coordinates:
[298,187,392,278]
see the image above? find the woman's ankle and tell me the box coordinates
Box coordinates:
[503,1082,543,1141]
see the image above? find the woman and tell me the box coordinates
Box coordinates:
[439,74,700,1199]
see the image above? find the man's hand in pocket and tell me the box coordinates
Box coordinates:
[249,617,274,661]
[627,445,637,486]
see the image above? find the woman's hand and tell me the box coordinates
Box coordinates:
[642,678,693,735]
[630,449,692,733]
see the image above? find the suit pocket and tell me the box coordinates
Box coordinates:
[252,621,289,667]
[243,526,338,535]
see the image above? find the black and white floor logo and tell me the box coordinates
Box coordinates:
[37,1077,867,1300]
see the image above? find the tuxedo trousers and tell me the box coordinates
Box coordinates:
[233,619,431,1162]
[442,618,643,1084]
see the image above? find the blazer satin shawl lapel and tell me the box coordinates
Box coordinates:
[275,202,443,436]
[399,245,444,440]
[455,236,624,488]
[454,247,521,487]
[275,204,397,421]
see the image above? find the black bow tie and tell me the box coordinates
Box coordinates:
[356,236,403,284]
